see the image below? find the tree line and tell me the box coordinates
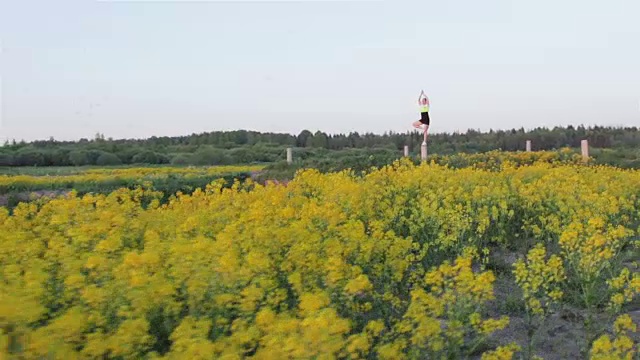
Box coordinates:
[1,125,638,167]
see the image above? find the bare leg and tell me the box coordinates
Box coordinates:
[412,120,423,129]
[423,125,429,143]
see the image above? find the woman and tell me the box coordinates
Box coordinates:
[412,90,430,144]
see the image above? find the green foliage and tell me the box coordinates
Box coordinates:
[131,151,169,165]
[14,150,46,166]
[170,153,191,165]
[0,152,14,166]
[189,147,231,165]
[69,150,90,166]
[227,147,255,163]
[95,153,123,166]
[590,148,640,169]
[0,172,252,210]
[0,126,639,168]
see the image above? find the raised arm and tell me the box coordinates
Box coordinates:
[418,90,429,104]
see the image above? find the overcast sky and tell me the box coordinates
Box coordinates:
[1,0,639,142]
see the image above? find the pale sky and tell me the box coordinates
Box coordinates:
[1,0,639,142]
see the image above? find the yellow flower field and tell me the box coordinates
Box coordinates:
[0,165,264,189]
[0,157,638,359]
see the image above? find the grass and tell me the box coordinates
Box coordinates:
[0,163,269,176]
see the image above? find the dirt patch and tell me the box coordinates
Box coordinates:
[483,247,640,360]
[0,190,69,207]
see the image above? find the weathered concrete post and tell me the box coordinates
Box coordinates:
[526,140,531,152]
[421,142,427,161]
[581,140,589,162]
[404,145,409,157]
[286,147,292,164]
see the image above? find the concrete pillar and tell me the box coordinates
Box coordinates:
[526,140,531,152]
[286,147,292,164]
[404,145,409,157]
[581,140,589,162]
[421,142,427,161]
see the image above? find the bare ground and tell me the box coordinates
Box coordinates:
[481,247,640,360]
[0,190,69,208]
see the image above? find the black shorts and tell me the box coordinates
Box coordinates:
[420,112,430,125]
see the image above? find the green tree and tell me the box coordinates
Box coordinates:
[171,153,191,166]
[132,151,160,164]
[96,152,123,166]
[189,147,231,165]
[0,153,14,166]
[296,130,313,148]
[69,150,90,166]
[310,131,329,148]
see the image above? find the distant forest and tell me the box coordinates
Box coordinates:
[1,125,638,168]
